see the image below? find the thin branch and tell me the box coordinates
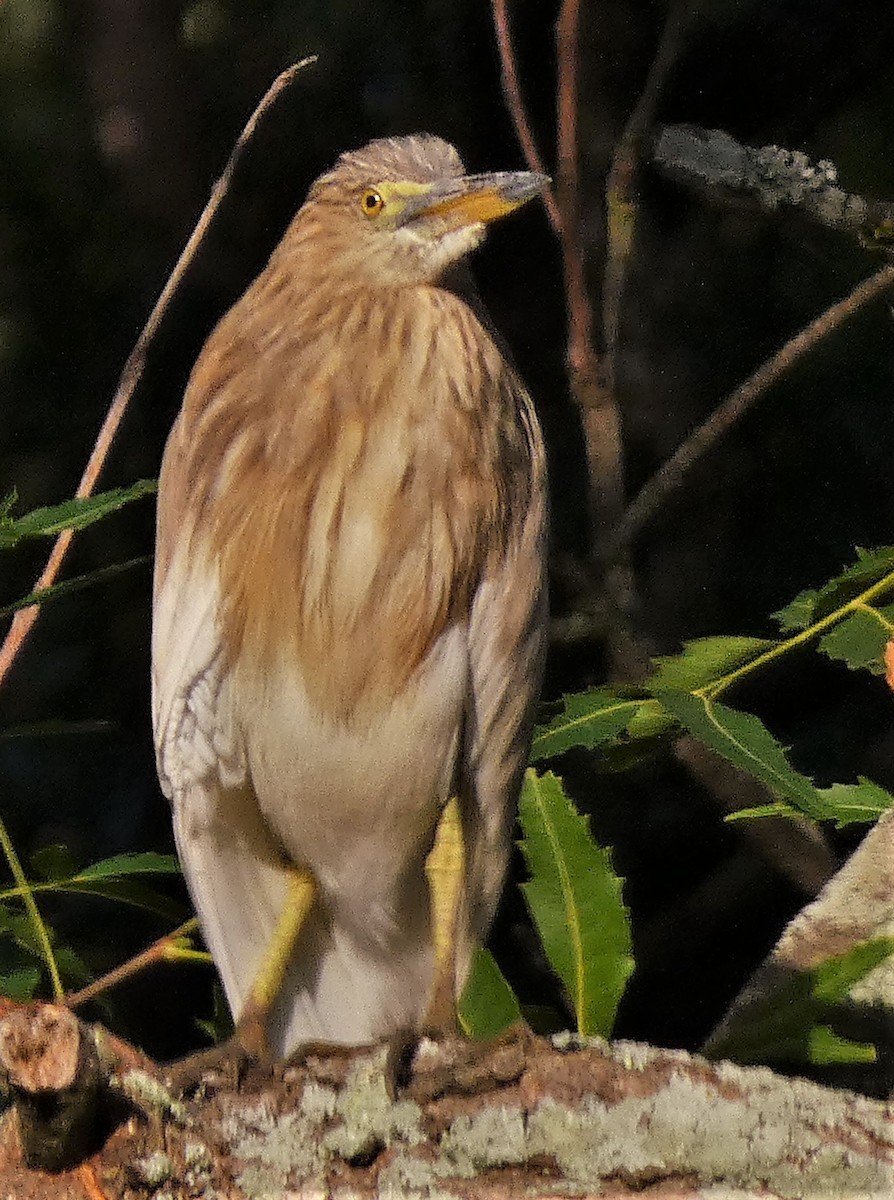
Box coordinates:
[602,1,690,390]
[491,0,561,234]
[594,2,689,663]
[553,0,615,542]
[606,259,894,557]
[0,813,63,1000]
[0,58,316,693]
[65,918,203,1010]
[553,0,648,677]
[555,0,594,387]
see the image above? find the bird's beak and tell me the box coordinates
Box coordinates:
[396,171,550,229]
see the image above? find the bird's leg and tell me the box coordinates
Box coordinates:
[234,865,317,1056]
[422,796,465,1037]
[165,867,316,1094]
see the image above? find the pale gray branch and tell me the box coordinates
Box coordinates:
[652,123,894,244]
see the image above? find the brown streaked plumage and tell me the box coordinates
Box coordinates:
[152,134,548,1055]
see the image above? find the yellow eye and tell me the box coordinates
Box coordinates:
[360,188,385,218]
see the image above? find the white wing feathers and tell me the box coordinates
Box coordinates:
[152,547,245,798]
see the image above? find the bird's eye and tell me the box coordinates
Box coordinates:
[360,189,385,218]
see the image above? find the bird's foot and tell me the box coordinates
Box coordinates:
[161,1013,271,1097]
[404,1019,534,1103]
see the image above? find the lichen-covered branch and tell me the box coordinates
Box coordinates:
[2,1019,892,1197]
[707,805,894,1097]
[652,123,894,246]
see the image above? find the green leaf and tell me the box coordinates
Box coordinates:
[518,769,633,1038]
[458,947,522,1039]
[0,556,151,620]
[814,778,894,828]
[807,1026,876,1066]
[0,966,40,1001]
[30,844,77,882]
[772,545,894,632]
[725,802,801,823]
[706,937,894,1069]
[53,944,94,992]
[0,854,183,919]
[817,608,892,674]
[0,480,157,549]
[773,588,819,633]
[530,690,643,761]
[74,852,180,880]
[727,780,893,829]
[812,935,894,1002]
[56,879,185,921]
[663,692,891,828]
[0,904,57,959]
[647,636,775,691]
[658,691,829,820]
[622,700,676,741]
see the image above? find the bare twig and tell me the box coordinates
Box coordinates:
[65,918,203,1010]
[0,58,316,693]
[552,0,629,585]
[606,259,894,557]
[491,0,608,538]
[602,2,689,390]
[555,0,594,388]
[596,2,689,665]
[491,0,561,234]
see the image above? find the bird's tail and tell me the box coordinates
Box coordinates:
[269,906,435,1053]
[174,781,435,1052]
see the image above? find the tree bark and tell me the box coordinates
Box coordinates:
[0,1014,891,1198]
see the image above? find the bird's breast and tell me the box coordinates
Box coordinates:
[186,285,534,725]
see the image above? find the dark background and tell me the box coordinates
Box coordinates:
[2,0,894,1060]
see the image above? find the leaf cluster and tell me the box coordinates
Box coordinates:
[0,484,185,1005]
[535,546,894,829]
[462,545,894,1063]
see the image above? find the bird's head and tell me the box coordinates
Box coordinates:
[284,134,549,289]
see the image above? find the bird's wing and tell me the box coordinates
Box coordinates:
[460,390,548,948]
[151,418,245,799]
[152,418,296,1021]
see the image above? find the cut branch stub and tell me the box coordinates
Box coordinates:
[0,1003,105,1171]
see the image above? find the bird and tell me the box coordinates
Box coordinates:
[152,134,549,1060]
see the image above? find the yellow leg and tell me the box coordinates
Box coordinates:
[236,866,316,1057]
[423,796,465,1034]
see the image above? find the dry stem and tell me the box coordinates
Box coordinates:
[65,919,202,1011]
[0,58,316,692]
[602,1,689,392]
[607,258,894,557]
[491,0,561,234]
